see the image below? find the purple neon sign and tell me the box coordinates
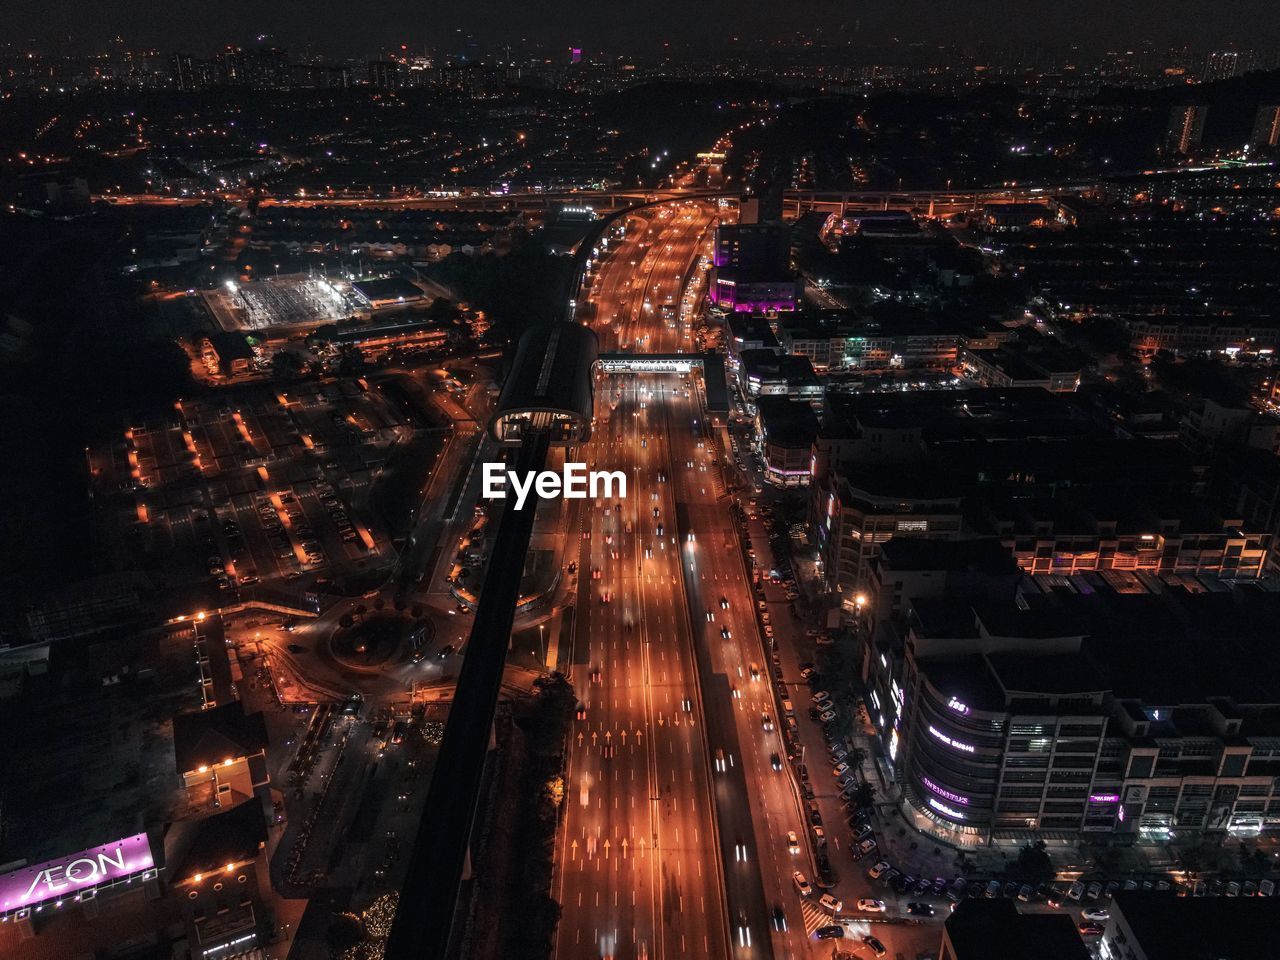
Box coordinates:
[921,775,970,805]
[0,833,154,914]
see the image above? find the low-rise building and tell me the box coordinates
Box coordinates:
[754,397,819,487]
[941,899,1089,960]
[1101,891,1280,960]
[737,350,822,403]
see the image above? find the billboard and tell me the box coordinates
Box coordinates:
[0,833,154,915]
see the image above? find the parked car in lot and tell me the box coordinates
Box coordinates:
[867,860,891,881]
[818,893,842,914]
[1067,881,1086,901]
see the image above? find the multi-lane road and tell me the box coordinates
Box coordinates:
[554,203,729,960]
[552,202,834,960]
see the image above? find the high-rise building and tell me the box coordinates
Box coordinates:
[1167,104,1208,154]
[1198,48,1249,82]
[1251,104,1280,148]
[368,59,400,88]
[1203,49,1244,82]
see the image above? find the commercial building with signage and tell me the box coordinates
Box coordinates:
[864,576,1280,846]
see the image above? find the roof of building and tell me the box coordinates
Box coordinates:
[908,584,1280,708]
[757,396,819,448]
[168,800,268,882]
[171,701,269,774]
[1112,891,1280,960]
[727,315,781,350]
[879,537,1019,577]
[822,387,1094,441]
[206,331,253,362]
[739,349,820,385]
[945,898,1090,960]
[351,276,426,303]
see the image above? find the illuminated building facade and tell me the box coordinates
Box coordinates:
[864,585,1280,845]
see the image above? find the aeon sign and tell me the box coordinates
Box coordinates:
[0,833,154,914]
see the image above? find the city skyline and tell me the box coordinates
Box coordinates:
[5,0,1280,57]
[5,12,1280,960]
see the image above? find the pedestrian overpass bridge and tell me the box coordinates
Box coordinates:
[596,351,730,413]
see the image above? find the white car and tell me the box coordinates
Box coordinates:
[793,871,813,896]
[818,893,843,914]
[786,831,800,854]
[867,860,891,880]
[856,898,886,912]
[833,762,850,778]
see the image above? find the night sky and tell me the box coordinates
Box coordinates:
[4,0,1280,56]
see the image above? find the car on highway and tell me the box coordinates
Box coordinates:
[749,662,761,681]
[786,831,801,854]
[814,925,844,940]
[862,935,888,957]
[592,568,601,580]
[720,596,730,608]
[590,667,601,684]
[575,702,587,720]
[818,894,842,914]
[720,626,731,639]
[856,898,886,912]
[793,871,813,896]
[706,609,715,621]
[761,712,774,731]
[771,904,787,931]
[770,752,783,771]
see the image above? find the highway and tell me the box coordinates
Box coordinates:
[554,204,729,960]
[553,201,829,960]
